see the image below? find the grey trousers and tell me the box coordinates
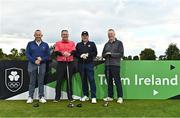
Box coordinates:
[28,62,46,98]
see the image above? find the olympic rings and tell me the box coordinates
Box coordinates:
[8,82,20,88]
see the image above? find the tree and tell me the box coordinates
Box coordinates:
[133,55,139,60]
[0,48,4,59]
[165,43,180,60]
[122,56,128,60]
[19,48,26,56]
[159,55,166,60]
[140,48,156,60]
[7,48,21,60]
[127,55,132,60]
[0,48,27,60]
[19,48,26,60]
[10,48,19,57]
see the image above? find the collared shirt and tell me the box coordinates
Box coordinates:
[35,40,42,46]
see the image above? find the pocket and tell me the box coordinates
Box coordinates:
[28,62,37,72]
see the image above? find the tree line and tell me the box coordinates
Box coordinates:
[123,43,180,60]
[0,43,180,60]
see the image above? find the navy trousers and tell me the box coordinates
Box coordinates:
[78,63,96,98]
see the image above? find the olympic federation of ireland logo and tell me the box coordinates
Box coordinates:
[5,67,23,92]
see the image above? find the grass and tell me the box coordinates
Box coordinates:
[0,100,180,117]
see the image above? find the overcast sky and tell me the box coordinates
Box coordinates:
[0,0,180,56]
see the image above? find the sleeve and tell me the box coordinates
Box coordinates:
[54,51,63,56]
[75,43,81,58]
[70,42,76,56]
[102,43,107,58]
[88,42,97,57]
[25,42,36,63]
[111,41,124,58]
[54,42,63,56]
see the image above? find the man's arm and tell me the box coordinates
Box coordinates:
[54,42,63,57]
[102,43,107,58]
[111,41,124,58]
[75,43,81,58]
[88,42,97,58]
[70,42,76,56]
[70,50,76,56]
[25,42,36,63]
[54,51,63,56]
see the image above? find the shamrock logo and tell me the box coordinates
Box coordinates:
[8,71,20,81]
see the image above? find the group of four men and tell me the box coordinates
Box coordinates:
[25,29,124,104]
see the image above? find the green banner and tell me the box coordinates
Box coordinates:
[48,61,180,99]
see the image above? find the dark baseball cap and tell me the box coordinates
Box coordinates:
[81,31,89,36]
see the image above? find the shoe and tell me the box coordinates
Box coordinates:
[26,97,33,104]
[103,97,113,102]
[39,97,47,103]
[53,100,59,103]
[117,97,123,104]
[91,98,97,104]
[80,96,89,101]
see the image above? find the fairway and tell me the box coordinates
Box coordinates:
[0,100,180,117]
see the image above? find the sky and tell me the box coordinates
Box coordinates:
[0,0,180,57]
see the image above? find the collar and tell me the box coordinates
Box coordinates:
[61,39,70,43]
[108,38,117,43]
[34,40,42,46]
[36,41,42,46]
[82,40,89,45]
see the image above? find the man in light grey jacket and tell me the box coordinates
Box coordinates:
[102,29,124,104]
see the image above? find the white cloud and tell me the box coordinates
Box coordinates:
[0,0,180,57]
[0,34,31,54]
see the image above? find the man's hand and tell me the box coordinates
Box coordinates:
[80,53,88,59]
[80,54,87,59]
[35,60,40,65]
[37,57,42,61]
[105,52,111,57]
[85,53,88,58]
[63,52,71,57]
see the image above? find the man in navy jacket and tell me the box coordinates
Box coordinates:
[76,31,97,103]
[26,30,50,104]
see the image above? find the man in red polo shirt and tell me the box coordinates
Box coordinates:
[54,30,76,102]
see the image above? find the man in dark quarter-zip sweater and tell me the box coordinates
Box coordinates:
[102,29,124,104]
[76,31,97,104]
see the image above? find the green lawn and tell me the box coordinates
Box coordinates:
[0,100,180,117]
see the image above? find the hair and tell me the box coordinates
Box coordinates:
[108,29,115,32]
[61,30,68,34]
[34,29,41,34]
[35,29,41,32]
